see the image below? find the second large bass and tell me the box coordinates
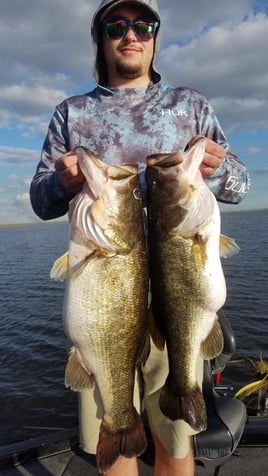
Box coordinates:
[145,136,239,432]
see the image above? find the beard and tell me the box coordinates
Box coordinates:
[115,59,142,79]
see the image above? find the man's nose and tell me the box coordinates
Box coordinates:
[123,25,138,41]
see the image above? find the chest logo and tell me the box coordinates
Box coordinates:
[161,109,189,117]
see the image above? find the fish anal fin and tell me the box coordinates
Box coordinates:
[220,234,240,258]
[50,251,69,281]
[148,308,165,351]
[96,410,147,474]
[65,347,94,391]
[159,385,207,432]
[201,320,224,360]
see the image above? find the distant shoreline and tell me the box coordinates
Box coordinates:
[0,209,267,228]
[0,221,68,228]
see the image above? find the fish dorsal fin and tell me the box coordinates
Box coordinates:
[50,252,69,281]
[201,319,224,360]
[220,234,240,258]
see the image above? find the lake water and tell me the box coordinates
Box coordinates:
[0,210,267,445]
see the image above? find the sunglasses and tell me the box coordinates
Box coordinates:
[102,19,159,41]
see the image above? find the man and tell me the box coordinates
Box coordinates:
[30,1,250,475]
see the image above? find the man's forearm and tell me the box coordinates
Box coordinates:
[30,171,74,220]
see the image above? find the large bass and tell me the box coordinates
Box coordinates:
[146,137,239,431]
[51,148,149,473]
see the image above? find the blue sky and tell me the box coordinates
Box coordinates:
[0,0,267,224]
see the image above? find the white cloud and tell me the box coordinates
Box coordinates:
[0,0,96,88]
[14,192,30,206]
[247,146,261,154]
[159,0,253,44]
[14,192,39,222]
[0,83,68,124]
[22,177,33,187]
[0,146,40,166]
[0,191,38,225]
[157,12,268,130]
[0,1,266,135]
[159,13,268,95]
[210,97,268,131]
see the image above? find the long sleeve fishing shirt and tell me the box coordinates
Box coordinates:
[30,83,250,220]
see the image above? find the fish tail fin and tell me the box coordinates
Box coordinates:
[201,319,224,360]
[96,409,147,473]
[65,347,94,390]
[159,384,207,432]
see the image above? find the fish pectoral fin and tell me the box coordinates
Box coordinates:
[220,234,240,258]
[50,251,69,281]
[70,254,94,279]
[70,248,116,279]
[201,320,224,360]
[65,347,94,391]
[148,308,165,351]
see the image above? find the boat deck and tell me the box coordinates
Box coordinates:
[1,427,268,476]
[1,446,268,476]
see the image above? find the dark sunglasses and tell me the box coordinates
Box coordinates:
[102,18,159,41]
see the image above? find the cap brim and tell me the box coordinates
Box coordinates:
[100,0,160,21]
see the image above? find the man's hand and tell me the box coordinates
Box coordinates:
[200,139,226,177]
[55,151,85,193]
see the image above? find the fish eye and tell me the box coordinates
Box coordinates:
[133,188,142,200]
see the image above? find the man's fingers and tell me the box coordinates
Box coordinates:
[55,152,77,171]
[55,152,85,192]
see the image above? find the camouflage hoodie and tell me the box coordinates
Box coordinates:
[30,0,250,220]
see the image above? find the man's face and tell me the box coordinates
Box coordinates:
[101,6,156,85]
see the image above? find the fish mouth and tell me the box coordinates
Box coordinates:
[147,151,184,168]
[107,163,139,179]
[75,147,139,197]
[75,147,138,179]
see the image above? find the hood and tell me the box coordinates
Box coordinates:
[91,0,161,85]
